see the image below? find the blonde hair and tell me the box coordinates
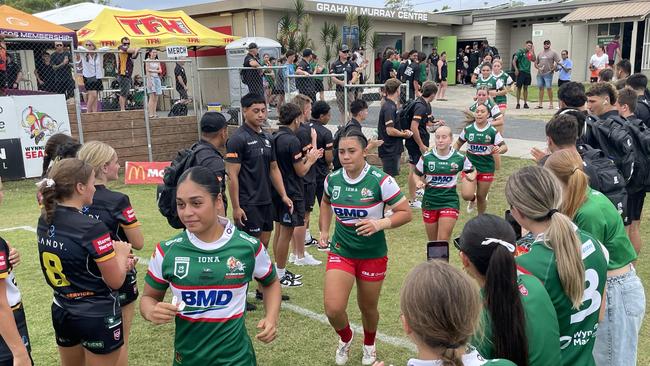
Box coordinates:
[505,166,585,309]
[544,149,589,219]
[291,94,312,111]
[77,141,117,178]
[401,261,481,366]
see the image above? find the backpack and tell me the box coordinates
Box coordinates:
[396,99,422,131]
[583,115,637,185]
[624,117,650,190]
[168,101,188,117]
[156,143,211,229]
[577,144,628,220]
[636,97,650,128]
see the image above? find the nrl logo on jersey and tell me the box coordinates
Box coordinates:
[332,186,341,200]
[428,161,435,171]
[468,133,475,140]
[174,257,190,279]
[225,256,246,279]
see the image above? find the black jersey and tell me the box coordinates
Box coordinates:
[377,98,403,158]
[37,206,119,316]
[404,97,433,150]
[226,123,276,206]
[83,185,139,242]
[298,119,334,179]
[272,126,304,200]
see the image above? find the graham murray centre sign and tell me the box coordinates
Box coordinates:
[313,2,430,22]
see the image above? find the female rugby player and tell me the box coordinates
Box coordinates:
[77,141,144,366]
[37,158,132,366]
[545,150,645,366]
[506,166,608,366]
[414,126,475,242]
[491,59,514,133]
[141,166,281,365]
[454,104,507,214]
[319,129,412,365]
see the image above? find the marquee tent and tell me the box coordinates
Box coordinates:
[0,5,76,42]
[77,8,237,49]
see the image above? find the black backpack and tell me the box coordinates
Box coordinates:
[577,144,628,221]
[168,101,188,117]
[624,116,650,191]
[157,143,211,229]
[583,115,637,185]
[396,99,422,131]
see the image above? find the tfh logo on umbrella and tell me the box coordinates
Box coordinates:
[116,15,197,37]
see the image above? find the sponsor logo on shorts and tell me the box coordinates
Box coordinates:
[174,257,190,279]
[83,341,105,349]
[361,270,386,278]
[122,206,136,223]
[92,234,113,255]
[0,253,7,271]
[113,329,121,341]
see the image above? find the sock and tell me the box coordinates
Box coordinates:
[336,324,353,343]
[304,230,312,242]
[277,266,286,279]
[363,330,376,346]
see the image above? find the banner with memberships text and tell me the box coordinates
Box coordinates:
[125,161,171,185]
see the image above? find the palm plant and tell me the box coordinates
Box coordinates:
[276,0,313,53]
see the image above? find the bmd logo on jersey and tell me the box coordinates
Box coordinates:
[430,175,453,184]
[181,289,233,307]
[468,145,489,153]
[174,257,190,279]
[334,207,369,218]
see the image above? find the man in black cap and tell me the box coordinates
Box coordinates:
[296,48,319,104]
[331,44,360,117]
[242,42,264,96]
[194,112,229,214]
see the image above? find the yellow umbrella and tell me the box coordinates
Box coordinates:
[77,8,237,49]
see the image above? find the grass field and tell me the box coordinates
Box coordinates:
[2,157,649,366]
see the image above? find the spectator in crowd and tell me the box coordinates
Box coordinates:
[534,40,560,109]
[626,73,650,127]
[174,60,189,103]
[378,78,412,177]
[468,42,481,82]
[145,49,162,119]
[403,50,421,100]
[380,50,397,84]
[0,37,6,93]
[598,68,614,83]
[296,48,319,104]
[242,43,264,97]
[77,41,104,113]
[481,39,498,60]
[35,52,55,92]
[589,45,609,83]
[116,37,140,111]
[374,52,382,83]
[606,34,622,66]
[271,56,287,108]
[557,49,573,87]
[615,59,632,90]
[5,54,21,90]
[513,40,536,109]
[311,54,327,102]
[51,41,75,99]
[331,44,359,118]
[435,52,448,101]
[426,47,439,81]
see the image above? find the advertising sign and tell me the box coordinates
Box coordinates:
[0,139,25,180]
[14,95,71,178]
[166,45,188,58]
[125,161,171,185]
[0,97,19,137]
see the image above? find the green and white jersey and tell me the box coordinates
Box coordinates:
[145,218,277,366]
[406,346,516,366]
[474,274,561,366]
[492,72,513,105]
[475,75,497,91]
[415,148,473,210]
[324,163,404,259]
[575,188,637,270]
[516,228,608,366]
[469,100,502,120]
[459,123,504,173]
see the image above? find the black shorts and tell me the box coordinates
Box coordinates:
[406,145,422,165]
[627,190,646,222]
[0,305,33,365]
[176,87,188,100]
[273,199,305,227]
[608,59,615,66]
[303,182,317,212]
[117,270,139,307]
[316,176,326,208]
[52,303,123,355]
[558,79,570,88]
[517,71,531,87]
[315,80,324,92]
[84,77,103,91]
[381,154,402,176]
[239,204,274,236]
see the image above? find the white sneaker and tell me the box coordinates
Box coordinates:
[294,253,322,266]
[467,199,476,214]
[335,330,354,365]
[288,253,296,264]
[361,344,377,365]
[409,200,422,209]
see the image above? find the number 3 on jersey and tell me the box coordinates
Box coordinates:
[570,268,601,324]
[42,252,71,287]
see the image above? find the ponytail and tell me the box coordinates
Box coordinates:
[546,212,586,308]
[440,348,463,366]
[40,158,94,224]
[544,149,589,219]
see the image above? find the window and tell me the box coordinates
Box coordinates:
[597,23,621,46]
[642,21,650,70]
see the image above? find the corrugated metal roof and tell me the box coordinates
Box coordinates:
[561,1,650,23]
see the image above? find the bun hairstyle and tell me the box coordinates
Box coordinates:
[459,214,529,366]
[544,149,589,219]
[40,158,94,224]
[505,166,586,309]
[77,141,117,178]
[401,260,481,366]
[42,134,80,178]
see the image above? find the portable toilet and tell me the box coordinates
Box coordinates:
[225,37,282,107]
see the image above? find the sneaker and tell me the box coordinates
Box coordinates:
[288,253,296,264]
[335,330,354,365]
[256,289,290,301]
[409,200,422,209]
[285,269,303,280]
[467,199,477,214]
[523,103,530,109]
[304,238,319,247]
[294,253,322,266]
[515,103,520,109]
[246,301,257,311]
[361,344,377,365]
[317,242,331,252]
[280,274,303,287]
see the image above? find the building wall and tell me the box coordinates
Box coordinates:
[453,20,496,43]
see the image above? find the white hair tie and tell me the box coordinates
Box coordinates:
[36,178,55,189]
[481,238,515,253]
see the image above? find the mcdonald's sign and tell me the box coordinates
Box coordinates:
[124,161,171,185]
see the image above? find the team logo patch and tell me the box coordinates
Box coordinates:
[428,161,435,171]
[92,233,113,256]
[450,162,459,172]
[360,188,374,199]
[518,283,529,296]
[225,256,246,279]
[468,133,475,141]
[122,206,137,223]
[174,257,190,279]
[47,225,56,238]
[332,186,341,200]
[485,135,492,143]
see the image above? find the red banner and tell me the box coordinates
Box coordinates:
[124,161,171,185]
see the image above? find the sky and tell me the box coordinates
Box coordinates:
[109,0,548,12]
